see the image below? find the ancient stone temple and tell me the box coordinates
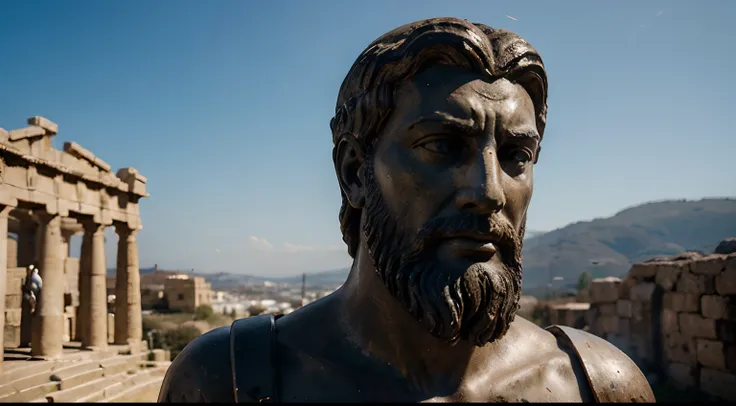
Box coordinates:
[0,116,147,372]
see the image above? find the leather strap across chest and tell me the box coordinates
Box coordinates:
[230,314,279,403]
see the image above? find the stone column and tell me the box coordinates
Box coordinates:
[114,224,142,347]
[76,234,91,343]
[31,212,64,359]
[81,220,108,350]
[0,205,14,373]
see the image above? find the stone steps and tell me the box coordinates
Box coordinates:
[103,375,165,403]
[0,381,59,403]
[0,359,101,401]
[0,349,152,403]
[76,369,159,403]
[41,372,130,403]
[56,367,105,391]
[100,356,140,377]
[0,348,117,385]
[40,365,169,403]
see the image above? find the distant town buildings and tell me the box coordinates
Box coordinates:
[164,274,213,313]
[107,265,214,314]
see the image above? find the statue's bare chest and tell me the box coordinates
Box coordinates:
[275,346,586,403]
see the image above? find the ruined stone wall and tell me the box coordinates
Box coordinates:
[547,302,590,329]
[587,253,736,401]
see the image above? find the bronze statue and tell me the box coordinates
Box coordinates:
[158,17,655,403]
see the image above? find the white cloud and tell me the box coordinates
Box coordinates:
[655,9,664,17]
[505,15,518,21]
[248,235,274,251]
[215,248,222,254]
[248,236,343,254]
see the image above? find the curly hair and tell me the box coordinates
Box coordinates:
[330,17,548,258]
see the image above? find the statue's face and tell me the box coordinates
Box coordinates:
[361,64,539,346]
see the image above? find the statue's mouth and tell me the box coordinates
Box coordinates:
[437,234,502,263]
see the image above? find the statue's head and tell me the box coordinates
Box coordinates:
[331,17,547,347]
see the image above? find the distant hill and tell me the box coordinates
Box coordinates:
[520,198,736,290]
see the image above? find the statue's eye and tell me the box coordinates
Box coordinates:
[418,137,463,155]
[499,146,533,176]
[510,149,532,164]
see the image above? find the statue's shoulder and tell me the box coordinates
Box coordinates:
[157,314,278,403]
[157,324,233,402]
[546,325,655,403]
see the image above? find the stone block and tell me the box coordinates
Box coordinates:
[717,267,736,295]
[677,271,715,295]
[4,325,20,348]
[697,339,726,370]
[630,263,658,279]
[617,300,633,318]
[702,295,736,320]
[5,294,21,309]
[619,317,630,337]
[590,277,622,303]
[599,303,617,317]
[8,126,44,141]
[701,368,736,401]
[631,300,642,321]
[692,255,728,276]
[151,348,169,362]
[679,313,717,339]
[630,315,651,340]
[727,254,736,272]
[619,277,637,299]
[664,332,697,365]
[630,282,656,301]
[662,309,679,333]
[631,300,652,322]
[667,362,697,389]
[4,309,21,326]
[655,262,685,290]
[599,316,619,334]
[5,273,24,296]
[663,292,699,313]
[27,116,58,134]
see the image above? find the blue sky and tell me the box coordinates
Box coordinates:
[1,1,734,276]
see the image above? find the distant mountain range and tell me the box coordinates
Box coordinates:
[520,198,736,290]
[115,198,735,294]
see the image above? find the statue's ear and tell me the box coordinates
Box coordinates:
[333,133,366,209]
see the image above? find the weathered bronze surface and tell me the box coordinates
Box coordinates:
[158,17,655,403]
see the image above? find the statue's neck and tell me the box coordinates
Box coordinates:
[335,241,477,392]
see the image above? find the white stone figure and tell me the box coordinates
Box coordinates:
[23,264,43,314]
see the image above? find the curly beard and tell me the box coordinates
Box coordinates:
[361,157,525,346]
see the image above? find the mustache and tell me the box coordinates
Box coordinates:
[407,214,521,261]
